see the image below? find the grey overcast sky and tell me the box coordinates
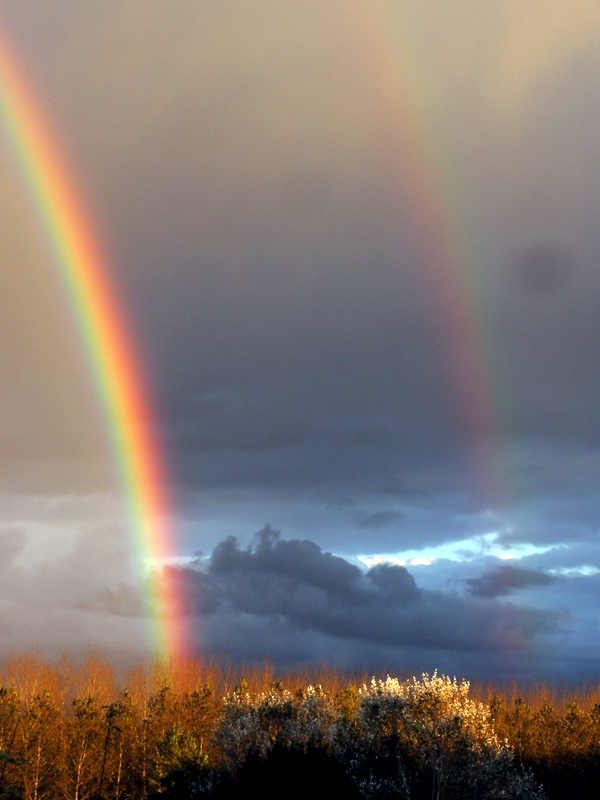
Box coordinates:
[2,0,600,680]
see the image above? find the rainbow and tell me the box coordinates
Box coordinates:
[0,29,188,658]
[351,2,506,510]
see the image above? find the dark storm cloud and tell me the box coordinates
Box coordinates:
[2,0,600,672]
[168,527,561,666]
[358,510,404,530]
[132,3,600,563]
[466,565,556,598]
[5,0,600,529]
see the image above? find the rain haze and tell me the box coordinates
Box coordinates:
[1,0,600,681]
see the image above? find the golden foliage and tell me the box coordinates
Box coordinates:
[0,654,597,799]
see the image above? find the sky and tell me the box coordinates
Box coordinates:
[2,0,600,681]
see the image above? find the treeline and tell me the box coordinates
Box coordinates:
[0,654,598,800]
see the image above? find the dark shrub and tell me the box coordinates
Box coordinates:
[209,744,361,800]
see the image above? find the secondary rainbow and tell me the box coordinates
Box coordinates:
[0,29,188,658]
[350,2,507,509]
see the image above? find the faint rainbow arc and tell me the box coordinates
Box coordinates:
[0,32,186,657]
[351,2,507,509]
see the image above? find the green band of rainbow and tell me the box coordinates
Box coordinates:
[0,28,188,658]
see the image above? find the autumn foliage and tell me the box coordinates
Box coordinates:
[0,654,597,799]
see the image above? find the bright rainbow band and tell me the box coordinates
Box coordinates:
[0,29,187,658]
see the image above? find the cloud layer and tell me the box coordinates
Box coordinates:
[466,565,555,598]
[1,1,600,677]
[169,527,562,677]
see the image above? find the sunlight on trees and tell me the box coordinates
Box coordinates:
[1,654,600,799]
